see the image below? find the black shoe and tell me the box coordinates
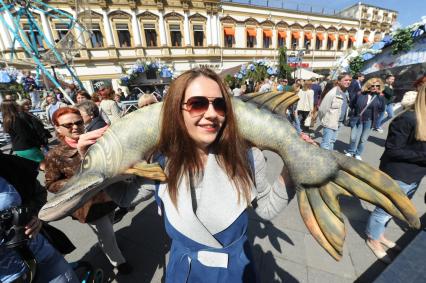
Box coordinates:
[117,262,133,275]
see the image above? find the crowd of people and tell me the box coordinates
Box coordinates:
[0,67,425,282]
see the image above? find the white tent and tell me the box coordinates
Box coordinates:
[291,68,324,80]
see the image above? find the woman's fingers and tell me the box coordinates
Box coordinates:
[78,126,109,156]
[25,217,42,238]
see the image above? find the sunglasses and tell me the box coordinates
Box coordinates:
[59,120,84,129]
[182,96,226,117]
[370,85,381,88]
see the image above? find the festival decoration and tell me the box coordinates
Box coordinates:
[233,59,278,83]
[119,59,175,86]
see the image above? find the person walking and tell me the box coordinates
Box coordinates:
[374,74,396,132]
[365,78,426,263]
[345,78,385,160]
[44,107,132,275]
[295,80,314,133]
[318,73,351,150]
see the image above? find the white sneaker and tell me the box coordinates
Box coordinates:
[355,155,362,160]
[376,128,384,133]
[345,152,353,157]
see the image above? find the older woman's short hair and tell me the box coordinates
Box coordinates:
[16,98,31,106]
[361,77,385,93]
[76,100,100,117]
[138,93,158,108]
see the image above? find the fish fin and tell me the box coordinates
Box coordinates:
[125,161,167,181]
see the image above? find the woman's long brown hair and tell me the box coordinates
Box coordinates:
[415,82,426,141]
[155,68,253,207]
[1,99,20,133]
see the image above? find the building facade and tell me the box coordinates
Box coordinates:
[0,0,397,93]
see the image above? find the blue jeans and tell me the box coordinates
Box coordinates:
[347,120,372,156]
[366,180,419,240]
[375,103,394,129]
[320,123,341,150]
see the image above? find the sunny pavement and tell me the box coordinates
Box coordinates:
[41,121,425,283]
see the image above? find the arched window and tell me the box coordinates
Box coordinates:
[138,11,159,47]
[189,13,207,47]
[47,9,74,43]
[109,11,133,48]
[78,11,105,48]
[221,16,236,48]
[165,12,184,47]
[20,13,44,49]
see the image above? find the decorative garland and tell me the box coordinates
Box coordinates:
[120,59,174,86]
[233,59,278,83]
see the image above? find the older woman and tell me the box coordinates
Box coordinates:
[137,93,158,108]
[345,78,385,160]
[365,78,426,263]
[44,107,131,274]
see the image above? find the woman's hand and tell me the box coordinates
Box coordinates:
[25,217,42,239]
[77,126,108,157]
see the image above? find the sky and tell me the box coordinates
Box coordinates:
[239,0,424,27]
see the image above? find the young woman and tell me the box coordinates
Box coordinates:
[345,78,385,160]
[83,68,290,282]
[75,90,91,104]
[365,78,426,263]
[1,99,44,163]
[98,85,123,124]
[44,107,132,274]
[295,80,314,133]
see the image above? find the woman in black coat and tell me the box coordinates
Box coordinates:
[365,79,426,263]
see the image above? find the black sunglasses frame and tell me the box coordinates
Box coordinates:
[182,96,226,117]
[59,120,84,129]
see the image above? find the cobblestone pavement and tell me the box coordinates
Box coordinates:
[40,123,425,283]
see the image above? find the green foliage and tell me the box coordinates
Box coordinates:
[224,74,236,88]
[391,28,414,55]
[277,47,292,79]
[0,82,27,98]
[349,56,364,75]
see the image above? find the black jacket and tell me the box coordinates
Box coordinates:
[379,110,426,183]
[85,116,107,132]
[7,113,40,151]
[349,92,385,127]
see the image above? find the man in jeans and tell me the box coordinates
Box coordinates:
[318,73,352,150]
[374,75,395,132]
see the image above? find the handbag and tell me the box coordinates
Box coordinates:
[304,112,312,127]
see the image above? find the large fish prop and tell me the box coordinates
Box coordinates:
[39,91,420,260]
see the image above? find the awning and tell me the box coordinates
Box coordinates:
[349,36,356,42]
[224,27,235,36]
[316,32,324,40]
[263,30,272,38]
[278,30,286,38]
[247,28,256,37]
[305,32,312,40]
[328,34,336,41]
[292,31,300,39]
[363,37,369,43]
[339,35,346,41]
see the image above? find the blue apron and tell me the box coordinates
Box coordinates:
[154,187,258,283]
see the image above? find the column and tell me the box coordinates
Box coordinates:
[311,32,317,50]
[158,11,167,46]
[286,30,291,49]
[183,11,191,46]
[39,11,54,44]
[206,13,212,46]
[355,30,364,48]
[71,10,85,47]
[272,27,277,49]
[211,13,218,46]
[4,13,21,49]
[0,17,12,49]
[235,25,244,48]
[131,10,142,47]
[322,32,328,50]
[216,14,221,47]
[369,30,376,42]
[101,10,114,47]
[298,31,304,49]
[256,26,262,48]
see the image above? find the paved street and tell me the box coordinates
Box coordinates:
[42,122,425,283]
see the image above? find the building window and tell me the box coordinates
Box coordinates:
[278,30,286,48]
[315,33,323,50]
[291,32,299,49]
[246,28,256,48]
[338,35,345,50]
[263,30,272,48]
[23,24,44,48]
[89,24,104,48]
[327,34,335,50]
[144,24,157,47]
[169,24,182,47]
[193,24,204,47]
[348,36,355,49]
[54,23,69,41]
[224,27,234,47]
[115,23,131,47]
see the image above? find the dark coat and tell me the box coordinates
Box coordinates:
[85,116,107,132]
[380,110,426,183]
[347,79,362,102]
[45,142,116,223]
[349,92,385,127]
[7,113,40,151]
